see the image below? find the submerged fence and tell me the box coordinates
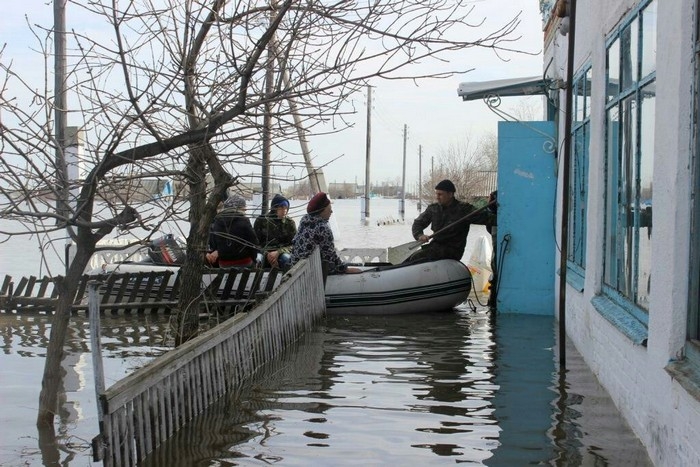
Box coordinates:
[91,250,325,466]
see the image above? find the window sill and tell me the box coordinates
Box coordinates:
[565,265,585,292]
[665,359,700,403]
[591,294,648,346]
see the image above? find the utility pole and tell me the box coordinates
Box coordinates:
[261,35,274,213]
[363,85,372,223]
[418,145,422,212]
[54,0,68,224]
[400,124,407,220]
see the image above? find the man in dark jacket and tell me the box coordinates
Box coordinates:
[406,179,494,263]
[206,194,259,267]
[254,194,297,269]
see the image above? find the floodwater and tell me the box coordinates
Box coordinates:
[0,198,652,466]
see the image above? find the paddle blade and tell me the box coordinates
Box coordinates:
[387,240,422,264]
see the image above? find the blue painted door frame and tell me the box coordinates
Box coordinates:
[496,121,556,315]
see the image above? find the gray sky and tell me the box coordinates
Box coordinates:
[1,1,545,189]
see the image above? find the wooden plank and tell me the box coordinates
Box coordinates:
[264,269,280,292]
[73,275,90,304]
[35,276,52,298]
[22,276,38,297]
[164,375,174,439]
[12,277,29,297]
[251,269,265,295]
[125,401,136,466]
[132,393,146,463]
[234,269,251,299]
[0,275,12,295]
[111,273,131,305]
[151,271,173,314]
[149,387,160,450]
[114,406,126,467]
[140,392,153,457]
[167,272,181,300]
[137,272,159,314]
[220,270,238,300]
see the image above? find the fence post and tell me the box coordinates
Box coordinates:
[88,280,106,462]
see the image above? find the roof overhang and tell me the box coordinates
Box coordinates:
[457,76,552,101]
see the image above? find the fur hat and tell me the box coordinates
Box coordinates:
[224,194,246,212]
[271,193,290,209]
[435,179,456,193]
[307,192,331,214]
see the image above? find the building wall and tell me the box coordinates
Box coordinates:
[544,0,700,465]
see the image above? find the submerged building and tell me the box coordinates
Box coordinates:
[546,1,699,464]
[462,1,700,464]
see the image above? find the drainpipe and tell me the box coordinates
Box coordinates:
[559,0,577,370]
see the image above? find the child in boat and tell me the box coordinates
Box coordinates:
[206,194,259,267]
[291,192,361,274]
[254,194,296,270]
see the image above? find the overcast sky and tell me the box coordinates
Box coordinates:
[1,1,546,189]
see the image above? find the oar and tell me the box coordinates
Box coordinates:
[386,200,496,264]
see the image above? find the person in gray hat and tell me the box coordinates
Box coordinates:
[206,194,259,267]
[406,179,494,263]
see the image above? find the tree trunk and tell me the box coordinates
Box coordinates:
[174,147,211,345]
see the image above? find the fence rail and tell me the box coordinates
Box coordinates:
[0,267,283,315]
[91,250,325,466]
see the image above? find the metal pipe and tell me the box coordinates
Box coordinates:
[558,0,577,369]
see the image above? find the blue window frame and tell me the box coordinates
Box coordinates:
[689,0,700,363]
[603,0,655,321]
[567,67,591,288]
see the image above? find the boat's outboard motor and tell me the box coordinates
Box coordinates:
[148,234,186,265]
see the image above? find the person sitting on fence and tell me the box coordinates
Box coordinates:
[254,193,297,270]
[405,179,495,263]
[290,192,361,274]
[206,194,259,267]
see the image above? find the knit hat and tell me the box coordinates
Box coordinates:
[271,193,290,209]
[435,179,456,193]
[307,192,331,214]
[224,194,246,212]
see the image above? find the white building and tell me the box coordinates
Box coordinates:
[542,0,700,465]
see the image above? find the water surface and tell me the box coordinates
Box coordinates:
[0,199,651,465]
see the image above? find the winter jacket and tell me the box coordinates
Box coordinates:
[208,208,259,262]
[291,213,347,274]
[410,198,494,261]
[253,211,297,254]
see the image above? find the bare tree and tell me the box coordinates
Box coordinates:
[420,132,498,206]
[0,0,526,428]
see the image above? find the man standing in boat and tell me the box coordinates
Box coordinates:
[406,179,495,263]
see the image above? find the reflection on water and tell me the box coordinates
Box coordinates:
[0,199,651,466]
[141,308,650,466]
[0,313,172,466]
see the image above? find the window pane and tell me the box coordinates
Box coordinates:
[605,106,620,286]
[636,84,655,309]
[585,69,592,118]
[621,20,639,90]
[641,0,657,79]
[607,39,620,102]
[575,80,585,124]
[619,95,637,297]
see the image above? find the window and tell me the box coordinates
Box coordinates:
[689,1,700,361]
[568,67,591,286]
[603,0,656,319]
